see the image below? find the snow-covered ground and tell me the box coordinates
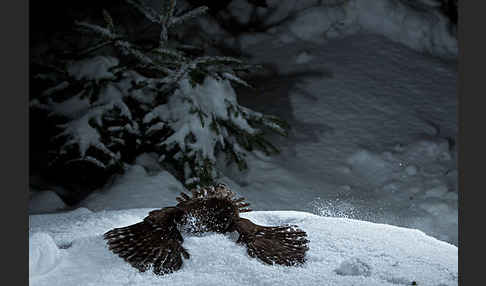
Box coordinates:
[29,208,457,286]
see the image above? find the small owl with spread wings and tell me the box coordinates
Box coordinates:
[104,184,309,275]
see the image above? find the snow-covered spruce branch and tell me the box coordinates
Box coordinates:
[142,77,288,188]
[49,86,138,170]
[51,106,119,169]
[126,0,208,44]
[238,105,289,137]
[75,20,173,75]
[221,72,252,88]
[148,55,255,98]
[151,46,187,62]
[31,57,141,182]
[170,6,209,27]
[74,21,120,41]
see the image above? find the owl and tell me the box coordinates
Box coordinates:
[104,183,309,275]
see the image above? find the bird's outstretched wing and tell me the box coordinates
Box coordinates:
[233,217,309,266]
[104,207,189,275]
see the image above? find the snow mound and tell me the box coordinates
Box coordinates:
[29,232,63,277]
[353,0,457,58]
[80,165,185,211]
[29,208,457,286]
[335,257,371,277]
[29,190,66,214]
[287,6,355,43]
[230,0,456,58]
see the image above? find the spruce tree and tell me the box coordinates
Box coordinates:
[30,0,288,198]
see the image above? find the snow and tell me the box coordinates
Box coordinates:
[29,232,63,278]
[54,81,134,159]
[47,91,91,119]
[29,209,457,286]
[134,152,164,174]
[67,56,119,82]
[80,165,185,211]
[146,77,257,162]
[29,190,66,215]
[214,0,456,58]
[335,257,371,277]
[56,107,109,158]
[353,0,457,57]
[286,5,355,43]
[42,81,70,97]
[295,51,314,64]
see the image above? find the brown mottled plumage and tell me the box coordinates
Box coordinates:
[104,184,309,275]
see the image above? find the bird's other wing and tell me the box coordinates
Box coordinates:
[233,217,309,266]
[104,207,189,275]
